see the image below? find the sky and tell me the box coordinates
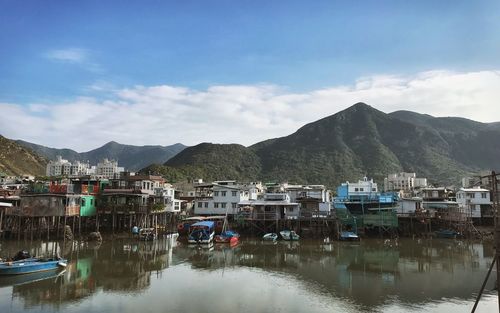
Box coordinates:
[1,0,500,151]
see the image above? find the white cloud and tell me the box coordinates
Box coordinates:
[45,48,88,63]
[1,69,499,151]
[44,48,103,72]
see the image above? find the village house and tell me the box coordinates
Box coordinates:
[284,184,332,215]
[193,180,263,216]
[456,187,493,221]
[238,192,300,220]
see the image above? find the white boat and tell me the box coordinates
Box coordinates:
[263,233,278,241]
[280,230,300,241]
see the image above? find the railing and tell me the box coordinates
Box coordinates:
[97,203,150,214]
[299,211,335,219]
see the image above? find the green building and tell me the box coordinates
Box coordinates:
[80,195,96,217]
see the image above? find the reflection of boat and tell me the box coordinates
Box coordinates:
[280,230,300,241]
[263,233,278,241]
[435,229,462,239]
[188,221,215,244]
[139,228,157,241]
[0,268,65,287]
[340,231,360,241]
[0,258,68,275]
[215,230,240,244]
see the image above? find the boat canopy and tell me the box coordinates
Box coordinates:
[191,221,215,229]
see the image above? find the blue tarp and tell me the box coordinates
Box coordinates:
[191,221,215,229]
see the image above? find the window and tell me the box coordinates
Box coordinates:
[81,198,86,206]
[372,188,376,192]
[360,188,364,192]
[221,202,227,208]
[221,191,227,197]
[214,202,219,208]
[197,202,202,208]
[232,203,237,209]
[232,191,237,197]
[214,191,219,196]
[204,202,208,208]
[481,193,487,199]
[90,199,94,205]
[355,188,359,192]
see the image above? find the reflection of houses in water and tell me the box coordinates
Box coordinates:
[6,236,180,308]
[3,238,495,312]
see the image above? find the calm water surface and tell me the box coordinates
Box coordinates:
[0,237,497,313]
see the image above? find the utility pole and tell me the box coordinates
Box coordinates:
[471,171,500,312]
[492,171,500,311]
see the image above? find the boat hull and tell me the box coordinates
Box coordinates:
[0,259,67,276]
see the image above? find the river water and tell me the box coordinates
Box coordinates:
[0,237,497,313]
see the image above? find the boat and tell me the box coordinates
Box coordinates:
[214,209,240,244]
[339,231,360,241]
[263,233,278,241]
[138,228,157,241]
[203,215,226,234]
[435,229,463,239]
[188,221,216,244]
[280,230,300,241]
[0,258,67,275]
[215,230,240,244]
[0,268,66,287]
[177,216,206,235]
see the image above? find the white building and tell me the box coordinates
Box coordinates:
[383,172,428,192]
[456,187,492,218]
[96,158,124,179]
[194,180,262,215]
[337,177,378,201]
[155,183,182,213]
[46,156,91,177]
[239,193,300,220]
[285,184,332,213]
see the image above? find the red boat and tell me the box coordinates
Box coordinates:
[214,230,240,244]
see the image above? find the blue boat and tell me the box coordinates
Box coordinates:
[0,258,68,275]
[188,221,215,244]
[0,267,66,287]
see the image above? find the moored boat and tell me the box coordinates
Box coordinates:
[280,230,300,241]
[138,228,157,241]
[188,221,216,244]
[0,258,67,276]
[263,233,278,241]
[339,231,360,241]
[215,230,240,244]
[435,229,462,239]
[177,216,206,235]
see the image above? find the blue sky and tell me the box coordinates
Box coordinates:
[1,1,500,150]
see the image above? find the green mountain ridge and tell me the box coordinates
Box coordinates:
[16,140,186,171]
[0,135,47,176]
[143,103,500,188]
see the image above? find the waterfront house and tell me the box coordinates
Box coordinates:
[285,184,332,216]
[193,180,262,216]
[456,187,493,222]
[419,187,462,221]
[238,193,300,220]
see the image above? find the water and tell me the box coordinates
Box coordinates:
[0,237,497,313]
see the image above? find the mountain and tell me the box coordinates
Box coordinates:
[143,103,500,187]
[0,135,47,176]
[16,140,186,171]
[143,143,261,182]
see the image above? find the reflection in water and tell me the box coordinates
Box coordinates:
[0,237,497,313]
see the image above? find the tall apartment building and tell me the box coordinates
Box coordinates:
[383,172,427,192]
